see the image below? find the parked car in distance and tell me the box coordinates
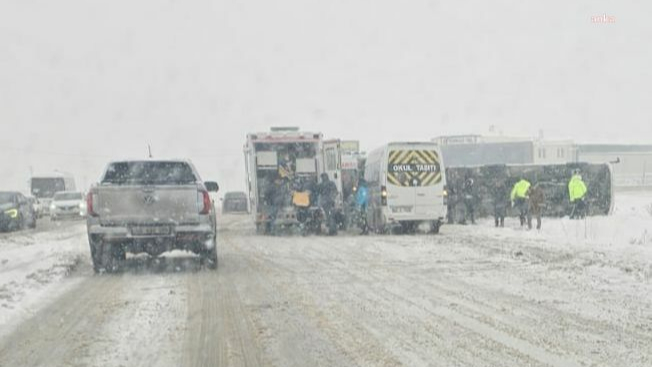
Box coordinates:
[0,191,37,231]
[30,172,76,216]
[50,191,86,221]
[222,191,249,214]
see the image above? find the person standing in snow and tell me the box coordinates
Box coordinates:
[318,173,339,235]
[510,176,531,227]
[460,176,476,225]
[355,178,369,234]
[264,177,286,234]
[445,183,457,224]
[527,183,545,230]
[491,178,510,227]
[568,171,588,219]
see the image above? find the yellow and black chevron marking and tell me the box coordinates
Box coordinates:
[387,150,442,187]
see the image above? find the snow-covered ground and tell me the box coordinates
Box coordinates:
[0,192,650,366]
[472,190,652,282]
[0,221,88,338]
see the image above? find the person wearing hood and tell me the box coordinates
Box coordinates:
[510,176,531,227]
[568,171,588,219]
[491,178,510,227]
[527,183,545,230]
[460,176,476,225]
[263,176,287,234]
[355,178,369,234]
[318,173,339,235]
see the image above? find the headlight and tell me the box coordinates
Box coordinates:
[50,204,56,210]
[4,209,18,218]
[79,202,85,209]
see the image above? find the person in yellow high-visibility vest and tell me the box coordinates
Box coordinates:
[568,172,588,219]
[511,177,531,227]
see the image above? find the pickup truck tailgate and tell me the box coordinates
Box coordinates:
[95,185,201,224]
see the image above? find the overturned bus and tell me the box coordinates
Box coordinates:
[445,162,614,220]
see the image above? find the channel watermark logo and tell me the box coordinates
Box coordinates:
[591,14,616,24]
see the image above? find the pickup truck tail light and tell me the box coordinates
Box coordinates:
[199,190,211,215]
[86,192,98,217]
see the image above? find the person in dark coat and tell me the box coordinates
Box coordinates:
[460,176,476,225]
[527,184,545,230]
[445,183,457,225]
[355,178,369,234]
[263,177,286,233]
[317,173,338,210]
[317,173,339,234]
[490,178,510,227]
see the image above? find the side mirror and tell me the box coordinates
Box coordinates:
[205,181,219,192]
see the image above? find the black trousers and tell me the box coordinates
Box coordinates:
[527,210,541,230]
[570,199,586,219]
[514,198,528,226]
[494,204,507,227]
[462,200,475,224]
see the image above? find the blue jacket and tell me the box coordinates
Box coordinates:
[356,186,369,208]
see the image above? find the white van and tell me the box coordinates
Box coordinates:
[364,142,447,233]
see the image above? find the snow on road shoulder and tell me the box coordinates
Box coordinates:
[81,274,188,367]
[0,222,88,338]
[464,191,652,276]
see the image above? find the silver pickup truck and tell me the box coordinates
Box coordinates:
[86,160,219,272]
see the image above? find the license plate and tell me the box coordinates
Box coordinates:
[391,206,413,213]
[131,226,171,236]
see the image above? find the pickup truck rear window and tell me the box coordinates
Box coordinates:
[102,162,197,185]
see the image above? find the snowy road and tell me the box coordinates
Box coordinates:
[0,217,80,240]
[0,194,651,367]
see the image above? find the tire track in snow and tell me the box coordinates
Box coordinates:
[236,232,591,367]
[0,275,123,367]
[183,235,264,367]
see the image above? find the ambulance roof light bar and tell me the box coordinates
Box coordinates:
[270,126,299,132]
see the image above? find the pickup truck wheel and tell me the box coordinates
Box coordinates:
[201,240,218,270]
[200,249,218,270]
[206,248,218,270]
[95,242,122,274]
[89,238,103,274]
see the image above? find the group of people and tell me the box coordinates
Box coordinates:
[448,171,589,230]
[505,177,546,230]
[446,176,478,225]
[263,170,340,234]
[267,158,590,234]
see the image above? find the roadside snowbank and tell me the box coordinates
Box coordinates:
[0,223,88,338]
[467,191,652,278]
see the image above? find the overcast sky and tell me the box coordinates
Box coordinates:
[1,0,650,192]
